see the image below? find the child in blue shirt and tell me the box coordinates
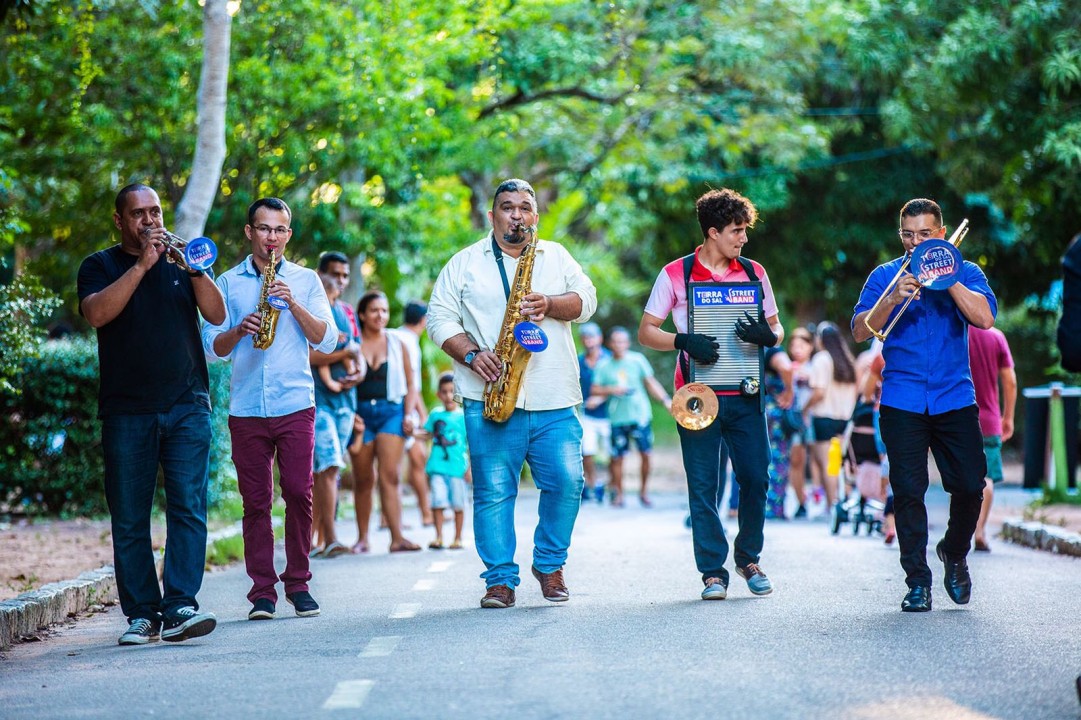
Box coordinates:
[415,374,469,549]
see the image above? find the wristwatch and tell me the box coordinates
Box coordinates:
[463,349,479,367]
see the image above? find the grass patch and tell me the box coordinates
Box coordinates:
[206,534,245,567]
[204,522,284,568]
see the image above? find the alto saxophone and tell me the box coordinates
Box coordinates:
[483,225,539,422]
[252,250,281,350]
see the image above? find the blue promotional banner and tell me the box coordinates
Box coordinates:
[911,239,962,289]
[691,285,760,307]
[513,321,549,352]
[185,236,218,272]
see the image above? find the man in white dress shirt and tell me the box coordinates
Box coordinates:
[427,178,597,609]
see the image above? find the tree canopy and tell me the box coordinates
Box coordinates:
[2,0,1078,338]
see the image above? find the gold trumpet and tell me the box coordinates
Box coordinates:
[863,218,969,341]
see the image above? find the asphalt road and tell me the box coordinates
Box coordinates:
[1,485,1078,720]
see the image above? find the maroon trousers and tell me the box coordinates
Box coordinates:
[229,408,315,604]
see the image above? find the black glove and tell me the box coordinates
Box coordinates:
[734,311,777,347]
[675,332,719,364]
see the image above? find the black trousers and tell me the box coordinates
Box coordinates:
[879,404,985,588]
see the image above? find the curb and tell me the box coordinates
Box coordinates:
[0,521,255,652]
[0,566,117,650]
[1001,517,1081,558]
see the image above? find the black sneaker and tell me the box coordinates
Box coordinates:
[162,606,217,642]
[286,591,320,617]
[793,504,808,519]
[248,598,276,621]
[118,617,161,646]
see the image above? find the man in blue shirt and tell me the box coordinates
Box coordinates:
[203,197,337,622]
[852,198,996,613]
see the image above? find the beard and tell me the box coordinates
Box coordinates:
[501,223,533,245]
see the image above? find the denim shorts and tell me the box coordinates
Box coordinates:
[429,473,467,511]
[313,405,355,473]
[357,398,405,444]
[610,423,653,458]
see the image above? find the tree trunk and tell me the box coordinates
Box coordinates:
[173,0,231,241]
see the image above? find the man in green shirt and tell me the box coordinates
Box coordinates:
[591,326,672,506]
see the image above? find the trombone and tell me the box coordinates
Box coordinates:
[863,218,969,341]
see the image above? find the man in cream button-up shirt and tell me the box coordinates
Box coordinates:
[427,178,597,610]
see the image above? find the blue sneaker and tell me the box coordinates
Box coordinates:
[736,563,773,596]
[701,577,727,600]
[286,591,321,617]
[248,598,276,621]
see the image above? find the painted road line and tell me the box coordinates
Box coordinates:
[412,578,436,591]
[427,561,454,573]
[358,636,402,658]
[322,680,374,710]
[389,603,422,619]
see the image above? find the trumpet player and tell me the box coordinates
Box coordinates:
[852,198,995,613]
[202,197,337,622]
[427,178,597,609]
[78,184,225,645]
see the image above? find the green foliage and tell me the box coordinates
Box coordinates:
[0,336,104,515]
[0,274,61,393]
[2,0,1078,456]
[0,335,235,515]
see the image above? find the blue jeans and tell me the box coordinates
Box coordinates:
[102,402,211,621]
[463,399,584,588]
[678,394,769,584]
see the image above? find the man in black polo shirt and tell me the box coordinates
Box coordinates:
[78,184,226,645]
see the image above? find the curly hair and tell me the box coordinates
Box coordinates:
[696,188,757,238]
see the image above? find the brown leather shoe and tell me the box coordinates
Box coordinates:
[531,566,569,602]
[480,585,515,609]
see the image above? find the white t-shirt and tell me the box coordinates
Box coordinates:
[808,350,858,421]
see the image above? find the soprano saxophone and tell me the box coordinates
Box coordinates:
[252,250,281,350]
[483,224,538,422]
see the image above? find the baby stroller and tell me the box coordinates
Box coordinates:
[830,402,886,536]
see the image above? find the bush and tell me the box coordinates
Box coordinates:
[0,337,104,515]
[0,336,236,516]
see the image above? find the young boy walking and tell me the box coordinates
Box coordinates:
[416,374,470,549]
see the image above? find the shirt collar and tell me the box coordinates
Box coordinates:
[241,254,286,276]
[692,245,742,280]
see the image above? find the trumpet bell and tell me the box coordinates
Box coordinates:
[911,238,962,289]
[181,236,218,272]
[671,382,718,430]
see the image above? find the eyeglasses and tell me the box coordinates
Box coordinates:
[898,228,940,242]
[253,224,291,237]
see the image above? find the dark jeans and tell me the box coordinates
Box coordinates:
[678,394,769,584]
[879,403,985,588]
[102,402,211,622]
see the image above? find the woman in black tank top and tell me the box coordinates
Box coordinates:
[347,291,422,553]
